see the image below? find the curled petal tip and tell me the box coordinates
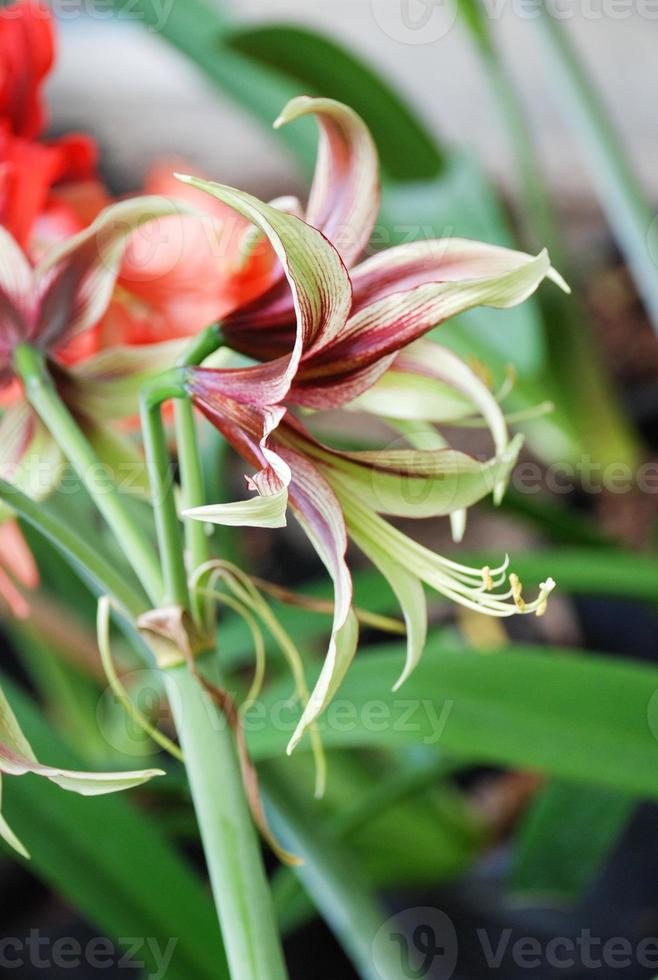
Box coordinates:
[548,265,571,294]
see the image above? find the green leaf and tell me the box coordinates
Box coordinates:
[458,0,640,470]
[107,0,319,172]
[0,677,227,980]
[0,478,147,617]
[511,780,633,901]
[262,764,406,980]
[247,640,658,799]
[271,750,481,935]
[226,23,443,181]
[532,8,658,336]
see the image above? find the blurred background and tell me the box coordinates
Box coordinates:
[3,1,658,978]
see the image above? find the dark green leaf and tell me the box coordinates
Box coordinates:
[511,780,633,901]
[226,23,443,181]
[247,641,658,799]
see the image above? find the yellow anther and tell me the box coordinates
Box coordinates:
[509,572,527,611]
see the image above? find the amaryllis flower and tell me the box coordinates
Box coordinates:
[175,97,566,748]
[0,0,98,251]
[96,163,280,349]
[0,196,195,508]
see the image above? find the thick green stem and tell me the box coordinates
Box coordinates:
[174,324,224,621]
[140,380,190,609]
[141,363,289,980]
[165,663,288,980]
[13,344,163,605]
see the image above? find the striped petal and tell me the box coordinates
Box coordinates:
[349,525,427,691]
[0,401,64,514]
[0,226,34,379]
[274,96,380,267]
[174,175,352,402]
[349,237,569,313]
[289,245,565,408]
[280,449,358,754]
[348,340,511,502]
[66,338,188,420]
[184,386,290,527]
[279,416,523,519]
[34,195,198,349]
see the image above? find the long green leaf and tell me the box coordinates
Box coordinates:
[108,0,318,172]
[271,750,480,935]
[0,678,227,980]
[262,764,406,980]
[511,780,633,901]
[0,479,147,617]
[458,0,639,468]
[533,5,658,335]
[247,641,658,798]
[226,23,443,181]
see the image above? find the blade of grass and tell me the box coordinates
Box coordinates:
[459,0,640,468]
[225,23,443,180]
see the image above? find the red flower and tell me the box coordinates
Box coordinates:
[0,0,52,139]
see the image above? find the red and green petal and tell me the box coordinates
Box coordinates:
[274,96,380,268]
[278,448,358,754]
[34,195,199,350]
[176,175,352,403]
[278,415,523,519]
[183,383,290,528]
[290,246,565,408]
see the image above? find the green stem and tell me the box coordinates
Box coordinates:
[140,375,190,610]
[174,399,208,619]
[165,663,288,980]
[141,363,289,980]
[13,344,163,605]
[174,323,225,622]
